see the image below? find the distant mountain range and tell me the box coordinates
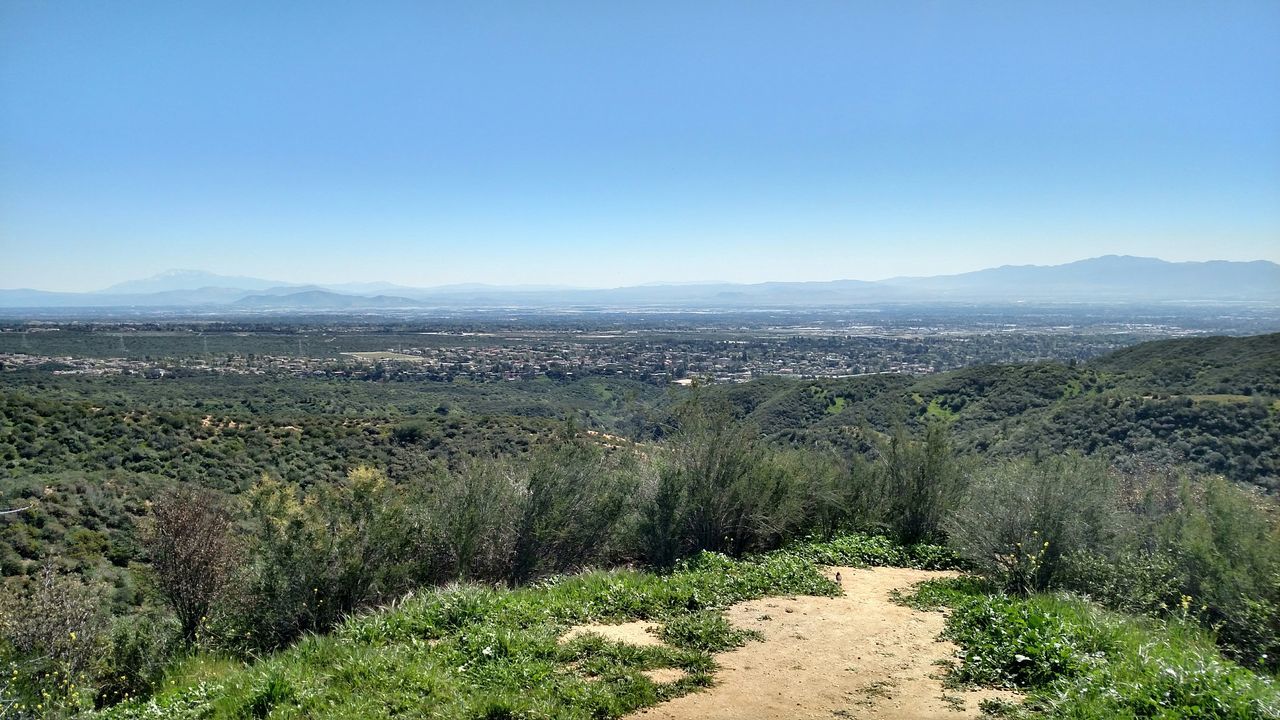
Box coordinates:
[99,269,294,295]
[2,256,1277,310]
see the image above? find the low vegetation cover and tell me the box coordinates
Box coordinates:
[946,458,1280,671]
[73,533,1280,720]
[1,332,1278,718]
[73,537,933,719]
[902,578,1279,719]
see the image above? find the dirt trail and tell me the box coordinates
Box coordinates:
[630,566,1017,720]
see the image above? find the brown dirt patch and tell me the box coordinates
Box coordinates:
[630,566,1019,720]
[642,668,687,684]
[560,621,665,648]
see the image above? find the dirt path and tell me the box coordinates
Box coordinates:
[630,566,1016,720]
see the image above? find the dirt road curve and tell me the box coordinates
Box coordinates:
[630,566,1016,720]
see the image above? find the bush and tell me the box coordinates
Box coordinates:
[95,612,181,708]
[1058,547,1183,618]
[228,467,430,651]
[876,424,965,545]
[1159,476,1280,669]
[0,563,106,714]
[1057,471,1280,670]
[947,455,1119,593]
[638,411,807,563]
[431,459,521,581]
[509,441,641,584]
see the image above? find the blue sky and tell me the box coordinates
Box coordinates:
[2,1,1278,291]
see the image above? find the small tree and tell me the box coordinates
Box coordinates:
[879,423,964,545]
[144,486,240,643]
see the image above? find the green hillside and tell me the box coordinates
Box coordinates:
[693,333,1280,492]
[2,333,1278,719]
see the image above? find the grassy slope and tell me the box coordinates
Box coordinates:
[903,579,1280,719]
[92,536,1279,720]
[91,536,948,720]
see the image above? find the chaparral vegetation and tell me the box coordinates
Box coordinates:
[1,330,1277,718]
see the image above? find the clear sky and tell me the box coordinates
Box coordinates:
[2,1,1278,291]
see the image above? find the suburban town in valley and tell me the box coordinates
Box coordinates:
[0,322,1198,385]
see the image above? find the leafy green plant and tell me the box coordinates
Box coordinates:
[945,594,1106,687]
[899,581,1280,719]
[659,611,760,652]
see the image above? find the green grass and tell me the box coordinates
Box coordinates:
[90,548,833,719]
[925,397,957,421]
[90,534,954,719]
[93,537,1279,719]
[1187,393,1260,405]
[899,579,1280,719]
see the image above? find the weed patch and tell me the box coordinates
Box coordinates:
[898,582,1280,718]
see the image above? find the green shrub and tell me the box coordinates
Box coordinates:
[877,424,965,545]
[227,467,433,651]
[785,532,963,570]
[95,613,181,708]
[906,583,1280,719]
[430,460,520,582]
[1159,476,1280,670]
[1057,472,1280,670]
[640,411,808,562]
[947,455,1119,593]
[509,441,641,584]
[1058,547,1183,617]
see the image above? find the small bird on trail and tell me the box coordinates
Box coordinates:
[835,571,842,583]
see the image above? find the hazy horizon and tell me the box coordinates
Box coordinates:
[3,3,1279,292]
[0,254,1276,299]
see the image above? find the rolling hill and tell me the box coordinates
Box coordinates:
[689,333,1280,492]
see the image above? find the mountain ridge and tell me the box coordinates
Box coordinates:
[3,256,1277,309]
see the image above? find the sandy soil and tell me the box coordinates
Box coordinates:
[627,566,1018,720]
[561,621,666,647]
